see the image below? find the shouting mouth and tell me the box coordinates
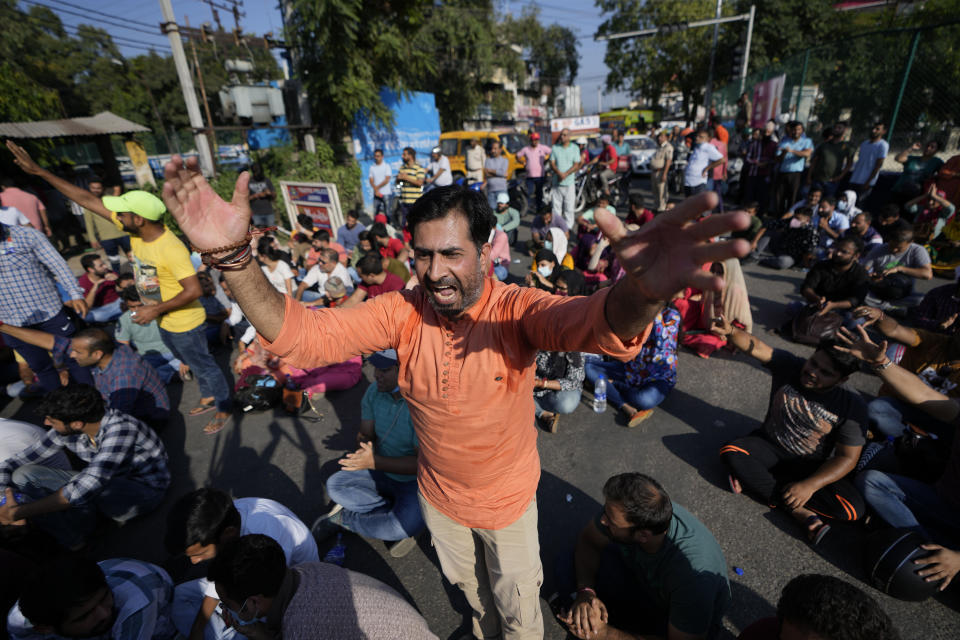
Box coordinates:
[430,284,459,305]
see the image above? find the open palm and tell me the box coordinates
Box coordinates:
[595,192,751,300]
[162,155,252,250]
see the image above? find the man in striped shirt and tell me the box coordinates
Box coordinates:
[7,555,177,639]
[0,384,170,550]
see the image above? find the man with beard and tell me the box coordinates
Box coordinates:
[5,141,232,435]
[712,316,866,546]
[785,236,868,329]
[153,154,750,639]
[7,554,177,640]
[555,473,729,640]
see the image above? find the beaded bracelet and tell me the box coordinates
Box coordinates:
[193,226,275,270]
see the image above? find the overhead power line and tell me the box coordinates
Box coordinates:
[41,0,158,29]
[19,0,167,37]
[0,4,171,53]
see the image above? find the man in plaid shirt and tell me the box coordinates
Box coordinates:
[0,222,91,391]
[0,324,169,427]
[0,384,170,549]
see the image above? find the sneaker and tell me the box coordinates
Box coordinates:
[627,409,654,428]
[312,506,344,543]
[388,535,418,558]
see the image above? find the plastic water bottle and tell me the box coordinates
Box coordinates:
[592,378,607,413]
[323,533,346,566]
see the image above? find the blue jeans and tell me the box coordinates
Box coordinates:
[3,308,92,392]
[487,189,507,210]
[867,396,955,440]
[855,470,960,543]
[533,389,582,417]
[326,469,424,541]
[85,298,123,323]
[160,324,232,412]
[684,183,707,197]
[526,176,544,212]
[584,359,672,411]
[493,264,508,281]
[301,289,324,302]
[142,351,183,385]
[99,235,131,263]
[12,465,166,548]
[173,579,239,640]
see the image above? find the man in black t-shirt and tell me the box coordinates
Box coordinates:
[783,236,869,331]
[247,164,276,228]
[711,316,866,545]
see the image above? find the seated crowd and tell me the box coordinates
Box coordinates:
[4,122,960,638]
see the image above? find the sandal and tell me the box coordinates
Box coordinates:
[727,474,742,495]
[627,409,654,428]
[203,414,231,435]
[805,515,831,546]
[189,402,216,417]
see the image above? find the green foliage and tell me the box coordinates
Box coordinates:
[255,143,363,209]
[501,9,579,109]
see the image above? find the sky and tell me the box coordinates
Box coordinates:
[32,0,631,115]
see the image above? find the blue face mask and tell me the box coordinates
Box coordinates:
[544,240,553,251]
[221,599,266,627]
[538,265,554,278]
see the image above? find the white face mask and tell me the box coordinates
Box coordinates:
[789,218,806,229]
[544,240,553,251]
[838,200,849,212]
[538,265,554,278]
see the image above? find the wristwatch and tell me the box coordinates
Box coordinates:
[872,358,893,371]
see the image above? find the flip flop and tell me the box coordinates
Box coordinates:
[805,515,831,546]
[627,409,654,428]
[189,402,216,417]
[727,474,742,495]
[203,414,231,435]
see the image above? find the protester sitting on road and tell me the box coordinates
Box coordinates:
[165,488,318,640]
[843,211,884,248]
[115,285,188,385]
[0,323,170,426]
[525,248,561,292]
[737,573,900,640]
[624,194,655,227]
[585,305,680,428]
[0,384,170,550]
[906,184,955,244]
[786,185,823,218]
[711,317,866,545]
[851,305,960,442]
[528,207,555,256]
[7,555,177,640]
[759,207,817,270]
[908,277,960,334]
[876,204,907,244]
[493,191,520,247]
[732,201,765,259]
[811,196,849,256]
[340,252,405,308]
[77,254,123,323]
[861,224,932,305]
[835,326,960,593]
[674,259,753,359]
[305,229,348,268]
[837,189,862,222]
[322,276,350,308]
[314,349,424,558]
[257,237,295,297]
[207,534,437,638]
[532,347,584,434]
[337,209,366,255]
[196,271,229,346]
[780,236,868,332]
[554,473,729,640]
[489,225,511,281]
[295,247,352,304]
[369,222,407,260]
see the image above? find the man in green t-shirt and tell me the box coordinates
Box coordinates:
[556,473,730,640]
[314,349,424,558]
[550,128,582,230]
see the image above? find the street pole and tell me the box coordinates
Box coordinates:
[702,0,723,122]
[598,86,602,113]
[159,0,215,176]
[738,5,755,95]
[185,15,219,166]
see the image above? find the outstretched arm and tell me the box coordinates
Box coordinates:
[5,141,113,220]
[161,155,286,341]
[710,313,774,364]
[0,324,55,351]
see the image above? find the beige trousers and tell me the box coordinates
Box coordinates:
[419,495,543,640]
[652,175,669,211]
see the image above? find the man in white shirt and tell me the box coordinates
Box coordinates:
[424,147,452,191]
[295,247,353,304]
[845,122,889,200]
[368,149,392,217]
[0,205,30,227]
[465,138,486,185]
[684,129,725,197]
[165,488,318,640]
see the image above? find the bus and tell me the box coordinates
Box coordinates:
[599,108,662,134]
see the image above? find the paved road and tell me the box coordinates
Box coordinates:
[3,183,958,639]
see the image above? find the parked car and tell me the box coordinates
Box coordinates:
[624,134,658,176]
[439,130,527,181]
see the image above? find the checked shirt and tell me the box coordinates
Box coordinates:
[0,224,83,326]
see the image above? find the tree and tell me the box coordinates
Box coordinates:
[502,9,579,110]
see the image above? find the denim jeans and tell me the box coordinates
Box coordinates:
[855,470,960,543]
[85,298,123,323]
[3,308,92,392]
[160,324,232,412]
[12,464,166,548]
[533,389,582,417]
[142,351,183,385]
[526,176,544,212]
[301,289,324,302]
[326,469,424,541]
[584,359,672,411]
[252,213,274,227]
[99,235,131,264]
[867,396,955,441]
[173,579,239,640]
[684,183,707,197]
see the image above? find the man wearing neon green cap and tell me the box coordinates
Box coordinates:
[6,141,233,434]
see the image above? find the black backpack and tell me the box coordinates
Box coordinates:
[235,375,282,412]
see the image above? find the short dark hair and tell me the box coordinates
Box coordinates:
[207,534,286,603]
[794,206,813,219]
[318,247,338,264]
[403,146,416,159]
[368,223,389,240]
[0,175,15,188]
[75,327,115,357]
[879,204,901,220]
[257,237,283,262]
[629,194,646,210]
[165,488,241,555]
[88,175,103,186]
[357,252,383,276]
[346,208,360,219]
[19,555,108,629]
[778,574,900,640]
[80,254,101,272]
[602,473,673,535]
[836,234,864,255]
[857,210,873,224]
[815,338,861,377]
[808,185,823,195]
[311,229,330,243]
[373,148,384,155]
[297,213,313,229]
[118,285,141,303]
[744,201,760,210]
[38,384,106,424]
[406,185,495,250]
[891,223,914,245]
[821,195,837,207]
[356,230,371,245]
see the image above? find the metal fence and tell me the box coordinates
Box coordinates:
[713,22,960,160]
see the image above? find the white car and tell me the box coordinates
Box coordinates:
[624,135,658,176]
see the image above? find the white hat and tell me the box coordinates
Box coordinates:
[575,137,588,145]
[496,192,510,205]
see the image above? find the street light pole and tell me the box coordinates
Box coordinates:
[738,5,756,95]
[702,0,723,121]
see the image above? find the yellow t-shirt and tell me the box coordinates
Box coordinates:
[111,213,205,332]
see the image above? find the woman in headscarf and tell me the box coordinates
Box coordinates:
[674,258,754,358]
[554,268,585,297]
[548,226,574,269]
[525,249,561,292]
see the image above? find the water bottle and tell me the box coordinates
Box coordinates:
[323,533,346,566]
[592,378,607,413]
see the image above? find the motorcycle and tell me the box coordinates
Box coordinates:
[576,164,628,213]
[669,145,689,195]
